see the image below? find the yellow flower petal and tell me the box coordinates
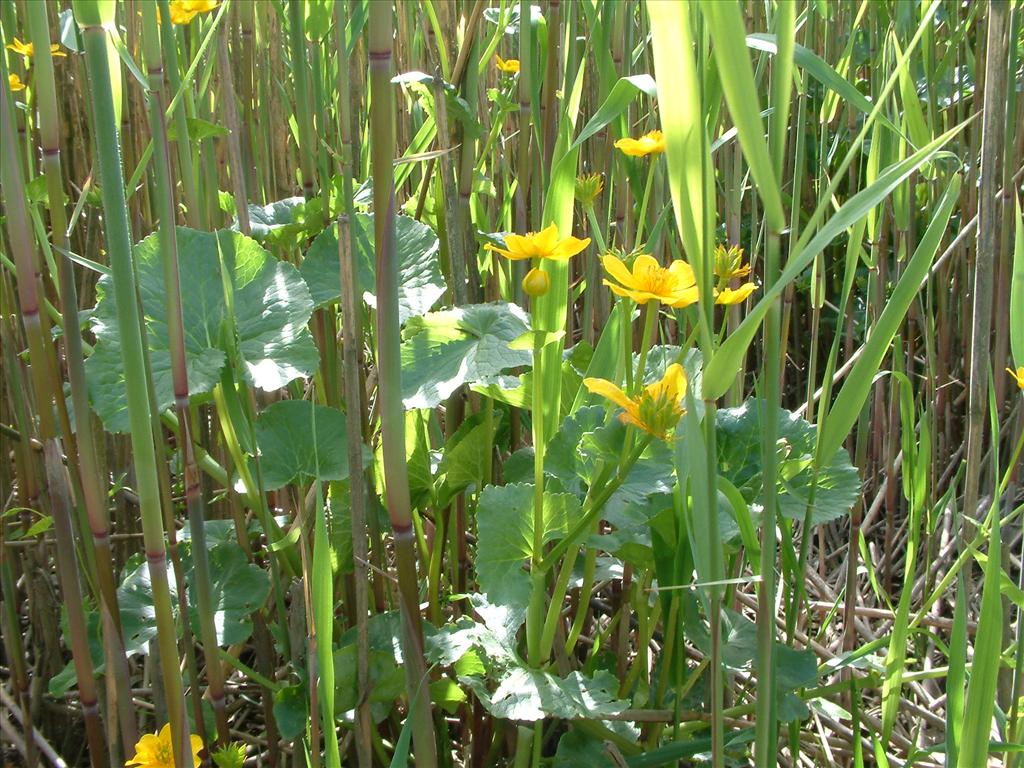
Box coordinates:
[603,280,658,305]
[667,259,696,287]
[603,253,699,307]
[549,234,591,260]
[6,38,33,57]
[648,363,687,404]
[586,363,687,439]
[50,44,67,58]
[630,254,661,279]
[601,254,636,289]
[1008,367,1024,391]
[170,0,218,24]
[495,55,520,74]
[714,283,757,305]
[8,74,26,92]
[583,377,636,414]
[614,130,665,157]
[486,223,587,262]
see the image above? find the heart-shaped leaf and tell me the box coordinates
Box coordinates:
[87,228,318,432]
[716,398,860,524]
[401,302,533,409]
[299,213,445,323]
[475,483,576,614]
[253,400,363,490]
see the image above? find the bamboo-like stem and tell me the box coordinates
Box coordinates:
[540,0,561,171]
[515,0,534,249]
[963,0,1009,550]
[75,6,190,765]
[289,0,317,199]
[434,67,467,306]
[157,0,200,228]
[44,442,109,768]
[456,1,484,304]
[140,2,231,747]
[25,4,139,755]
[336,0,373,762]
[1,49,109,768]
[753,0,794,760]
[0,560,34,768]
[368,4,438,765]
[0,341,37,768]
[218,18,251,236]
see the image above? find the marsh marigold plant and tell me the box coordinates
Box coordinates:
[712,244,758,305]
[126,724,203,768]
[169,0,219,25]
[602,253,699,308]
[614,129,666,157]
[495,55,520,74]
[485,222,590,262]
[585,363,688,439]
[5,38,66,58]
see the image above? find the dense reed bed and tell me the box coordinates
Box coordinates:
[1,1,1022,766]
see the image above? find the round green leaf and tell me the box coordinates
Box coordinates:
[87,228,318,432]
[299,212,445,323]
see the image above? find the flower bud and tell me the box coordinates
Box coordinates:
[522,267,550,297]
[574,173,604,206]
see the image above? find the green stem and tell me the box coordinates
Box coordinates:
[368,4,437,764]
[75,4,189,763]
[540,438,650,572]
[634,159,657,246]
[634,301,658,391]
[527,322,546,668]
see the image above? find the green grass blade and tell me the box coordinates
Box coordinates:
[1010,194,1023,367]
[960,506,1004,764]
[947,573,968,767]
[647,0,711,283]
[700,0,784,232]
[815,173,961,464]
[703,125,967,400]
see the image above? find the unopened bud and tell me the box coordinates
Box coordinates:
[522,267,550,297]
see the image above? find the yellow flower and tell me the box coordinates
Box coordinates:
[602,253,698,308]
[713,244,751,281]
[5,38,66,58]
[169,0,219,25]
[574,173,604,206]
[8,74,26,92]
[485,223,590,262]
[585,363,688,439]
[710,244,756,304]
[495,55,520,74]
[714,284,757,305]
[126,724,203,768]
[1008,367,1024,391]
[522,267,550,297]
[614,130,665,158]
